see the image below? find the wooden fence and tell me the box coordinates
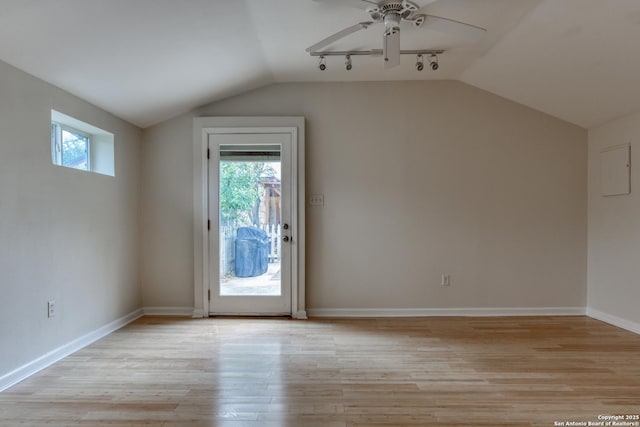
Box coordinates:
[220,225,236,277]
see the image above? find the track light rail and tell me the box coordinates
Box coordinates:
[309,49,444,57]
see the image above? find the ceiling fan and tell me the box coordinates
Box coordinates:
[306,0,486,69]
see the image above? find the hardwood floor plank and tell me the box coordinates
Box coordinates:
[1,316,639,426]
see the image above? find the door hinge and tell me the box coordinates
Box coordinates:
[207,220,211,231]
[208,289,211,301]
[207,148,210,159]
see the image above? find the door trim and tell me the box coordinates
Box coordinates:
[192,117,306,319]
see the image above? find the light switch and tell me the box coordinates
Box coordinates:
[309,194,324,206]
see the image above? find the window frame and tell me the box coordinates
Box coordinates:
[51,121,91,171]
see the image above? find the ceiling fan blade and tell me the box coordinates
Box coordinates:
[423,14,486,42]
[312,0,379,10]
[383,29,400,69]
[306,21,374,52]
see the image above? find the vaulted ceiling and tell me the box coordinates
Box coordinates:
[1,0,639,129]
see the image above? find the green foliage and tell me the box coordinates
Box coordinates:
[219,162,275,225]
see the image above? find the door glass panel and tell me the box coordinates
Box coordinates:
[219,150,282,296]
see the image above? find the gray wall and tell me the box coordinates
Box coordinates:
[141,81,588,311]
[0,60,142,377]
[588,112,640,329]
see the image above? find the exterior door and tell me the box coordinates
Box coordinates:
[208,133,293,315]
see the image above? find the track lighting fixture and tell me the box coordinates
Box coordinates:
[345,55,352,71]
[428,54,438,71]
[311,50,444,71]
[318,55,326,71]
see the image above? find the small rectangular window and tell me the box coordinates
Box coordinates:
[51,110,115,176]
[51,122,90,171]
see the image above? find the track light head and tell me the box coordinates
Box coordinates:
[345,55,352,71]
[416,54,424,71]
[428,54,438,71]
[318,55,326,71]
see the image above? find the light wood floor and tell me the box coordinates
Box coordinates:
[1,316,639,426]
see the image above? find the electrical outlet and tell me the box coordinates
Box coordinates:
[441,274,451,286]
[47,300,56,318]
[309,194,324,206]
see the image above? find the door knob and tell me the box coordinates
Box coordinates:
[282,236,290,242]
[283,223,289,230]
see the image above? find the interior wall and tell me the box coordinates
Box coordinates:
[141,81,587,312]
[0,60,142,378]
[587,112,640,330]
[140,115,194,308]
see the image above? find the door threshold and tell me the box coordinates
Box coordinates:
[208,313,292,319]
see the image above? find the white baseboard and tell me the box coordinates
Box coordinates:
[0,308,143,393]
[293,310,308,320]
[191,308,205,318]
[307,307,586,318]
[587,307,640,335]
[142,306,195,317]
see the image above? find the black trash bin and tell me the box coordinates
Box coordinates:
[234,227,269,277]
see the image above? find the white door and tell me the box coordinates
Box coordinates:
[208,133,293,315]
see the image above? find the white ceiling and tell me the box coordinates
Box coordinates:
[1,0,639,129]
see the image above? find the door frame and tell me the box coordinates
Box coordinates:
[192,117,306,319]
[209,132,292,315]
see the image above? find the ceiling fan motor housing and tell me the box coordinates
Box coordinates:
[367,0,421,22]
